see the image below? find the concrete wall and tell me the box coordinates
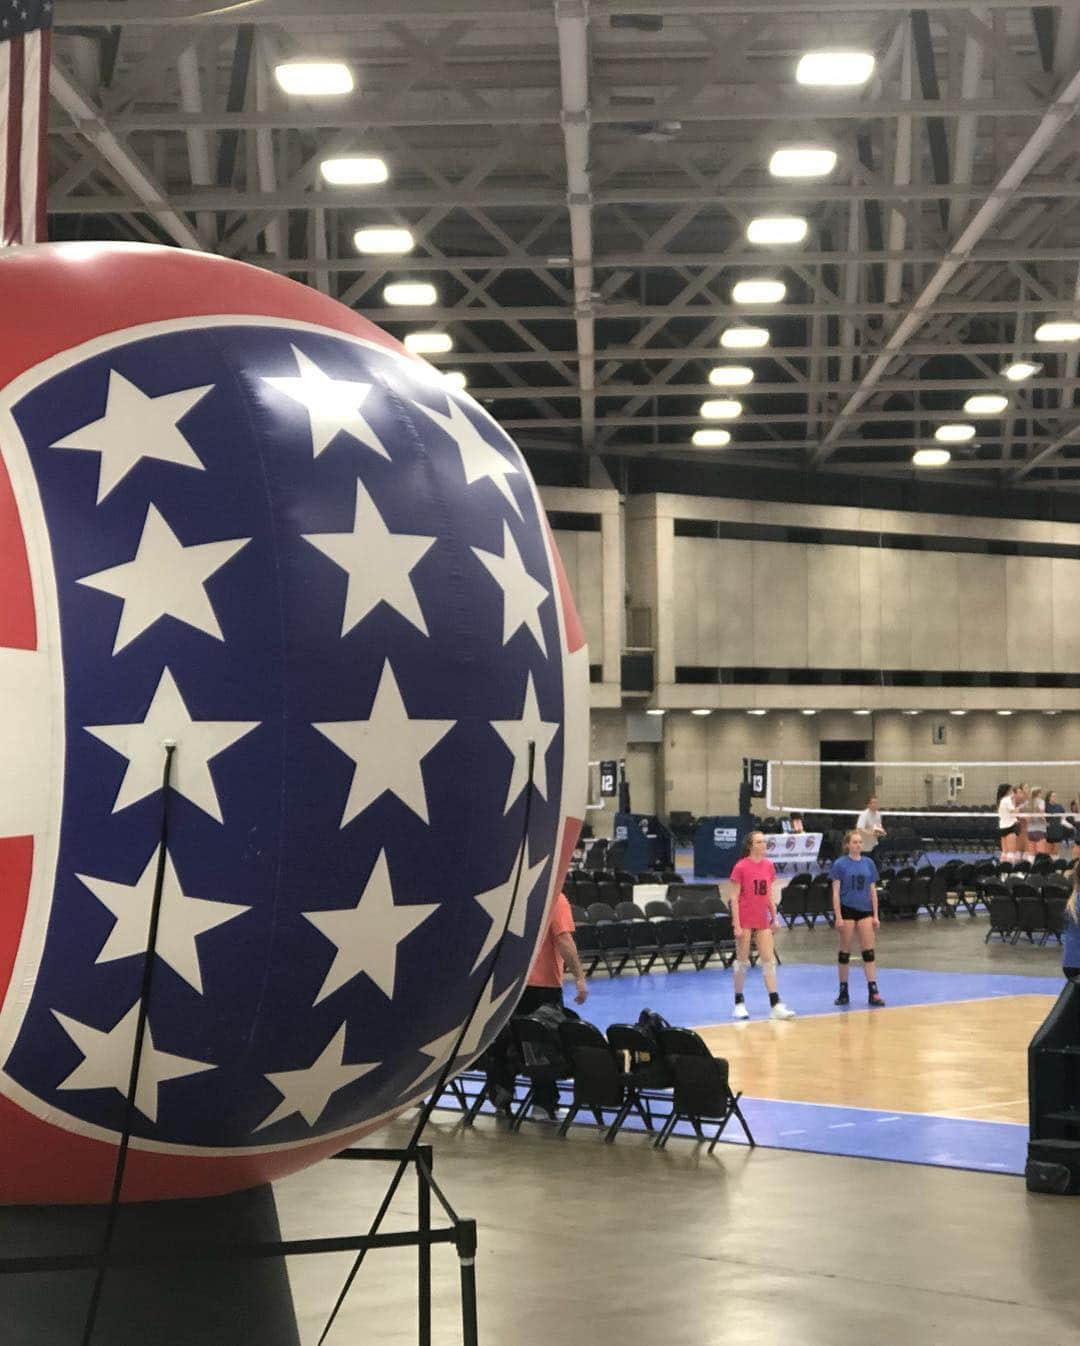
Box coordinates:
[627,493,1080,711]
[539,488,1080,831]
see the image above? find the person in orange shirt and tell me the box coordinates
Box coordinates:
[522,890,589,1015]
[486,891,587,1120]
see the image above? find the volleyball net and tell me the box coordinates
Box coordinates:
[765,759,1080,820]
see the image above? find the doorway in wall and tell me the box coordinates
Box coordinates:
[820,739,873,813]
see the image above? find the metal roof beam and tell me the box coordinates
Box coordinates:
[55,0,1063,23]
[51,178,1080,213]
[811,55,1080,464]
[48,65,203,251]
[554,0,595,450]
[61,98,1057,134]
[242,245,1080,273]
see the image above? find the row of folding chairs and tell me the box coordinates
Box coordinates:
[565,868,683,910]
[571,895,735,976]
[780,860,1073,931]
[436,1017,755,1150]
[985,891,1070,945]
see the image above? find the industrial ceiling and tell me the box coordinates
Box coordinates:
[45,1,1080,490]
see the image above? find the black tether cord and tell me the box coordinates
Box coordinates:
[317,740,539,1346]
[80,742,177,1346]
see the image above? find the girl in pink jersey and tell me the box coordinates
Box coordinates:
[727,831,796,1021]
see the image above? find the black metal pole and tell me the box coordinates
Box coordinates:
[80,742,176,1346]
[417,1147,432,1346]
[457,1220,479,1346]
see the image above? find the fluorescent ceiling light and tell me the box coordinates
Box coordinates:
[274,62,354,96]
[721,326,769,350]
[1035,320,1080,343]
[801,709,817,716]
[912,448,951,467]
[320,156,387,185]
[383,282,437,307]
[768,146,837,179]
[692,428,732,447]
[1045,711,1060,716]
[709,365,754,387]
[853,709,871,716]
[645,708,665,716]
[691,708,713,716]
[949,710,967,716]
[700,399,742,420]
[902,710,920,716]
[732,278,787,305]
[403,331,453,356]
[996,710,1013,716]
[442,370,468,391]
[964,394,1008,415]
[747,216,808,245]
[796,51,875,87]
[354,227,414,255]
[934,424,975,443]
[1004,361,1039,381]
[746,709,767,716]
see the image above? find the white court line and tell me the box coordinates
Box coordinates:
[875,1116,902,1123]
[828,1122,857,1130]
[744,1094,1027,1127]
[778,1129,806,1136]
[937,1099,1027,1116]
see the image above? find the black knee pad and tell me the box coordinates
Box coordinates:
[861,947,876,962]
[837,951,851,965]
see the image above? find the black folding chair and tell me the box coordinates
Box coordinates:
[589,907,634,976]
[1012,888,1046,944]
[572,921,603,976]
[805,876,834,928]
[1045,896,1068,945]
[606,1023,673,1131]
[985,892,1018,943]
[510,1015,574,1130]
[779,873,810,928]
[557,1021,650,1142]
[652,1027,755,1152]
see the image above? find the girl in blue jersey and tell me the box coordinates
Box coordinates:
[1064,869,1080,981]
[830,829,885,1007]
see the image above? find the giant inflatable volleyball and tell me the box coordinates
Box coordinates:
[0,243,587,1203]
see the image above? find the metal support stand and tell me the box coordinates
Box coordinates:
[0,1148,479,1346]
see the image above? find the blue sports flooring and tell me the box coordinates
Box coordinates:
[576,964,1059,1176]
[441,964,1063,1177]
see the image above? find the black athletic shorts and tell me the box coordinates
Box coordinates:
[839,904,874,922]
[1065,967,1079,980]
[998,824,1019,838]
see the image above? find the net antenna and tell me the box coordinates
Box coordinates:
[766,758,1080,817]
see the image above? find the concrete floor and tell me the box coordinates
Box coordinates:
[274,918,1079,1346]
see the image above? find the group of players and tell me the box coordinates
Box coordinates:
[996,782,1080,863]
[727,827,883,1020]
[727,793,1080,1019]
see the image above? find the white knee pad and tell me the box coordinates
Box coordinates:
[761,959,777,973]
[735,959,752,973]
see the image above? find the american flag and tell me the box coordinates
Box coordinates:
[0,305,587,1199]
[0,0,51,247]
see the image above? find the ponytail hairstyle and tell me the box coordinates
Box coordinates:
[742,830,763,857]
[996,783,1012,803]
[1069,865,1079,926]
